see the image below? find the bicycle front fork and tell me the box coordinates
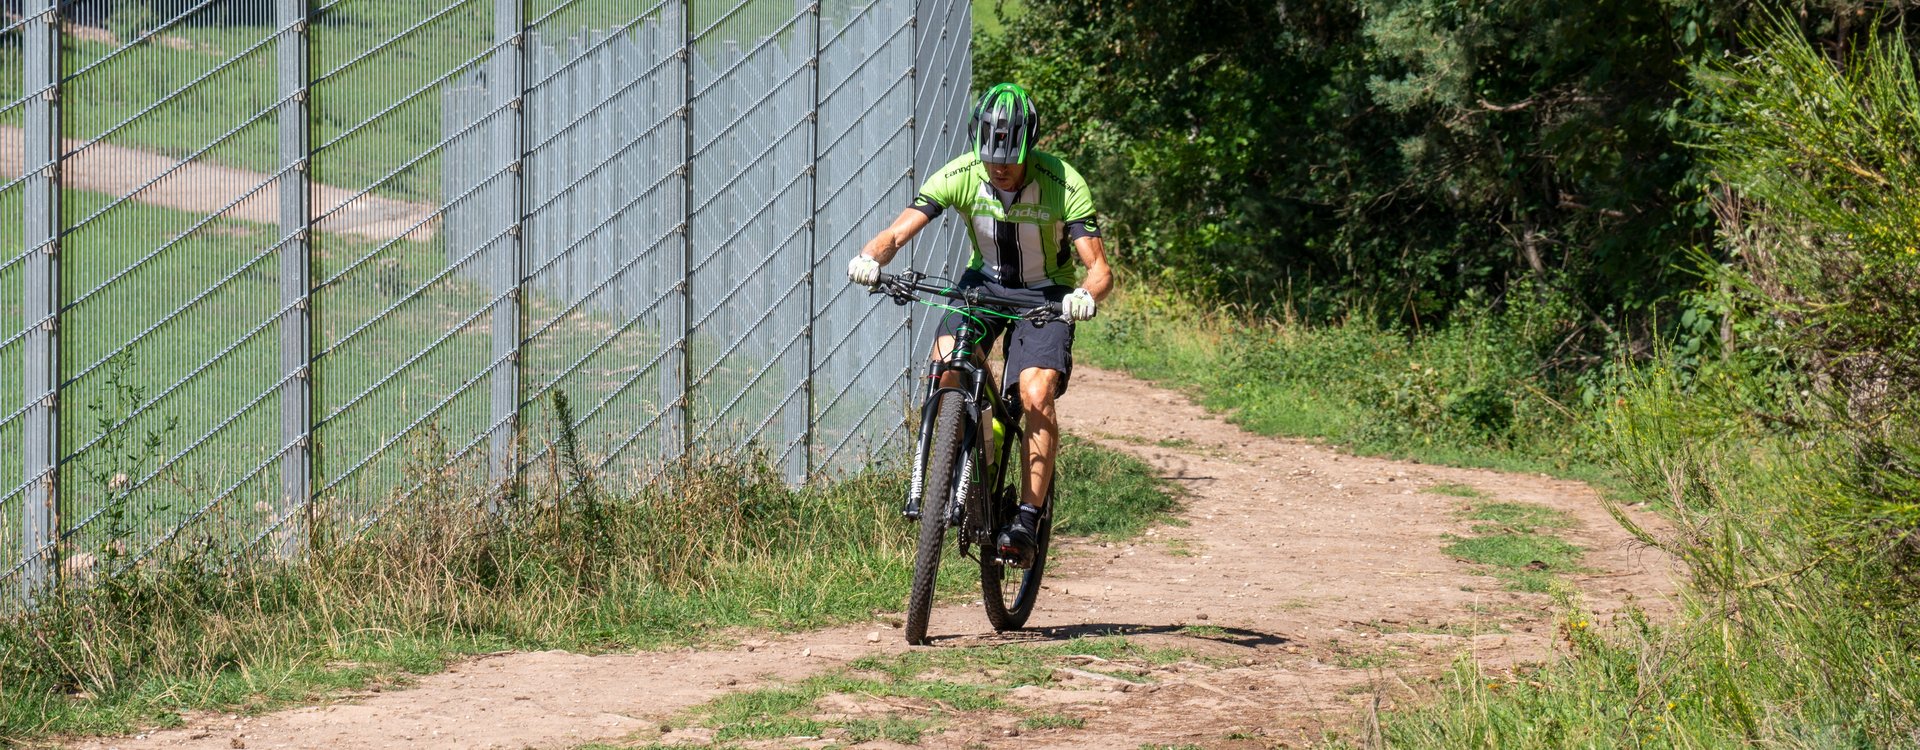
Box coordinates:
[905,357,973,520]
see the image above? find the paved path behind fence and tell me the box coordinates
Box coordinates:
[0,126,437,242]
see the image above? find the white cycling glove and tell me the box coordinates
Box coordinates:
[1062,287,1097,321]
[847,255,881,287]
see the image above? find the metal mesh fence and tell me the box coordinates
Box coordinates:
[0,0,970,607]
[1,9,29,598]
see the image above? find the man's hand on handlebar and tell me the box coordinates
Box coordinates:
[1062,288,1096,321]
[847,255,882,287]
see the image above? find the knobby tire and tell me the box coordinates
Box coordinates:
[905,391,967,646]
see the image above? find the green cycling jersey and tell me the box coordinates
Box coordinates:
[909,150,1101,289]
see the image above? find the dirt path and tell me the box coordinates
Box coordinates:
[70,367,1678,750]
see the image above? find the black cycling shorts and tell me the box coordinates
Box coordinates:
[932,271,1076,402]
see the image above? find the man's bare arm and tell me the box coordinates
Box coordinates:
[1074,235,1114,301]
[860,209,934,265]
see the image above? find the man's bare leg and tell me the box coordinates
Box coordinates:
[1017,367,1062,510]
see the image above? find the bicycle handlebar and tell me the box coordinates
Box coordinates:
[869,271,1068,323]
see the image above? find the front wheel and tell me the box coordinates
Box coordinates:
[905,391,967,645]
[981,486,1052,631]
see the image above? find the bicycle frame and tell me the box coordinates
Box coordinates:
[879,270,1066,640]
[902,313,1024,556]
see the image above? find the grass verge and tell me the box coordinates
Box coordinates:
[1055,434,1183,540]
[1322,362,1920,747]
[1442,502,1582,593]
[0,417,1178,744]
[1076,287,1612,484]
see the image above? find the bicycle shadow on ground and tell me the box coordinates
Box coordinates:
[928,622,1291,650]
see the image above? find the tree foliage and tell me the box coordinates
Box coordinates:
[978,0,1914,325]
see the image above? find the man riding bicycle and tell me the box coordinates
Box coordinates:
[848,83,1114,563]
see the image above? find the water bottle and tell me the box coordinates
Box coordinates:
[982,401,1000,473]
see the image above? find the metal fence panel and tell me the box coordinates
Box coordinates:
[49,1,287,582]
[1,8,37,598]
[908,0,973,370]
[684,0,815,483]
[515,2,688,493]
[309,0,505,543]
[3,0,968,608]
[809,0,919,476]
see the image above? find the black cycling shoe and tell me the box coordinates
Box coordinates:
[995,504,1043,568]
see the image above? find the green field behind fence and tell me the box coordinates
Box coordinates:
[0,3,674,205]
[0,0,966,608]
[0,184,713,569]
[0,188,830,570]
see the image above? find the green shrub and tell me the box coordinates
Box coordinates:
[1696,14,1920,561]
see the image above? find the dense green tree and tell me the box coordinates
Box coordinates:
[979,0,1911,326]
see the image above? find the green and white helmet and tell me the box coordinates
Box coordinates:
[971,83,1038,165]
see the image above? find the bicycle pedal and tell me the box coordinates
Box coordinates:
[996,545,1032,569]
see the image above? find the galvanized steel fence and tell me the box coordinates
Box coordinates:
[0,0,973,606]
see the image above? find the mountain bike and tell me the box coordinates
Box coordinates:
[872,270,1067,646]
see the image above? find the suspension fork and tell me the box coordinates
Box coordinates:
[902,361,943,520]
[902,357,986,520]
[905,318,993,521]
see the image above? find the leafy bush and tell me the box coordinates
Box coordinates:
[1320,16,1920,746]
[1696,15,1920,568]
[978,0,1750,323]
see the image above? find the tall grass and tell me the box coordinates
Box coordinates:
[1079,284,1609,479]
[0,395,1177,742]
[1319,350,1920,748]
[0,447,907,739]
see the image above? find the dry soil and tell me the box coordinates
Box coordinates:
[70,366,1679,750]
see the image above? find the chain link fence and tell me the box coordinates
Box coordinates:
[0,0,971,607]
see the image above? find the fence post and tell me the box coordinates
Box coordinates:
[904,0,922,444]
[805,0,822,481]
[21,0,61,603]
[678,1,695,461]
[276,0,313,561]
[490,0,527,495]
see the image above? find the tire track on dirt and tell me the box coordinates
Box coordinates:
[70,367,1678,750]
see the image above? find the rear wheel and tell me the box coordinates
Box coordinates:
[981,484,1052,631]
[905,391,967,646]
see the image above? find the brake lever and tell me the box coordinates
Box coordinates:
[1027,306,1064,328]
[878,278,907,305]
[873,275,913,306]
